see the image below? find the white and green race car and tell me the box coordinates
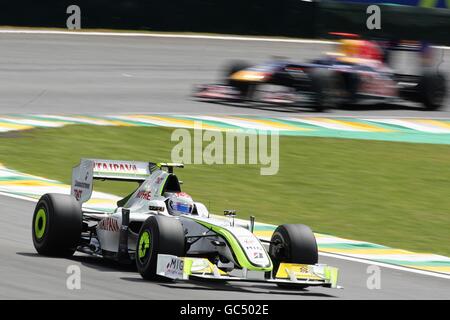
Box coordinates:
[31,159,339,289]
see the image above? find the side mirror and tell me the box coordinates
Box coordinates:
[224,209,236,217]
[224,209,237,227]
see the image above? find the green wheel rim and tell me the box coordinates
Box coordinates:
[34,208,47,240]
[138,231,151,260]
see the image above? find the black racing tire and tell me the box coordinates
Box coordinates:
[339,71,359,106]
[136,215,186,281]
[418,71,447,111]
[308,68,337,112]
[32,193,82,257]
[268,224,318,283]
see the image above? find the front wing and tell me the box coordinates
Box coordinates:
[156,254,340,289]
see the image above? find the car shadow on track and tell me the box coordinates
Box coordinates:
[194,99,316,113]
[18,252,336,298]
[120,276,337,298]
[70,254,138,273]
[194,99,425,114]
[16,252,137,273]
[339,102,422,111]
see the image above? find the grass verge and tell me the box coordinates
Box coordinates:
[1,125,449,256]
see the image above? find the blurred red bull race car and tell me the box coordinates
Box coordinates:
[194,37,447,111]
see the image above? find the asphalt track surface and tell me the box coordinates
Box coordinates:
[1,195,449,300]
[0,32,449,299]
[0,32,449,117]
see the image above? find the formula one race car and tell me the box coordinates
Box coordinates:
[193,39,447,111]
[31,159,339,289]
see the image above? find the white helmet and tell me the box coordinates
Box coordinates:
[167,192,194,216]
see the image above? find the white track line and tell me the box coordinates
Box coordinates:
[0,29,335,44]
[320,252,450,280]
[86,112,450,120]
[0,191,37,203]
[364,118,450,133]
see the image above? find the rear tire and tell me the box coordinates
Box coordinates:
[418,71,447,111]
[32,193,82,257]
[268,224,318,287]
[136,216,185,281]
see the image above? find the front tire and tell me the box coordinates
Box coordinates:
[418,71,447,111]
[268,224,318,281]
[32,193,82,257]
[136,216,185,281]
[308,69,338,112]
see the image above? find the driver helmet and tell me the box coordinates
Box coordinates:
[338,39,382,61]
[166,192,194,216]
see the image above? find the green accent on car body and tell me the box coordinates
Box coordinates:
[189,218,272,272]
[183,257,194,276]
[138,231,151,259]
[323,266,339,288]
[34,208,47,239]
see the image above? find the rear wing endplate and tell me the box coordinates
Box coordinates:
[71,159,155,203]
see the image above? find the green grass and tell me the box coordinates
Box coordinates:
[1,125,449,256]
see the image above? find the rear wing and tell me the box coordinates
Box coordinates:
[71,159,184,204]
[71,159,155,203]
